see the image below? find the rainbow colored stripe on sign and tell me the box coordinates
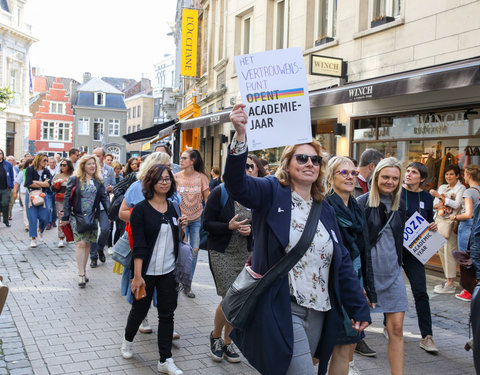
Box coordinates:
[276,88,305,99]
[408,227,429,249]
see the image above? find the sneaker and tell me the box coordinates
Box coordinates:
[434,282,456,294]
[383,327,389,340]
[30,239,37,248]
[172,331,180,340]
[107,247,114,255]
[354,339,376,357]
[419,335,439,353]
[157,358,183,375]
[223,343,240,363]
[348,361,361,375]
[120,338,134,359]
[209,332,224,362]
[37,231,43,241]
[139,318,152,334]
[58,240,65,248]
[455,289,472,301]
[98,249,106,263]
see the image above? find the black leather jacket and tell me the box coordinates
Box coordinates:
[61,176,109,221]
[357,193,406,267]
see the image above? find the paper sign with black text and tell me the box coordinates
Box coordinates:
[234,48,312,151]
[403,212,446,264]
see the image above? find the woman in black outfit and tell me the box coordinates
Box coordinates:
[120,164,186,375]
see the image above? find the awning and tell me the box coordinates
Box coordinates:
[178,109,232,131]
[309,56,480,107]
[122,119,176,144]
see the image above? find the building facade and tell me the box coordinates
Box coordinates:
[72,75,127,162]
[29,77,75,157]
[153,54,177,125]
[0,0,37,159]
[173,0,480,178]
[125,92,154,157]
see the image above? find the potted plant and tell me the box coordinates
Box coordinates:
[315,35,334,47]
[371,15,395,28]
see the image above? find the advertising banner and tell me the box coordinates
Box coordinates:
[403,211,446,264]
[234,47,312,151]
[180,8,198,77]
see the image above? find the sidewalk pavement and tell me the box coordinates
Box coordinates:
[0,203,477,374]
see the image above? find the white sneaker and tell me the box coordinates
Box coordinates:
[383,327,389,340]
[139,318,152,334]
[348,360,361,375]
[58,240,65,248]
[30,239,37,248]
[172,331,180,340]
[120,338,134,359]
[107,247,114,255]
[37,231,43,241]
[157,358,183,375]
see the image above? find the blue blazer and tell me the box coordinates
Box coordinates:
[223,150,371,375]
[1,161,14,189]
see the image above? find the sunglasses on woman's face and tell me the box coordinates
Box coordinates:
[294,154,321,166]
[335,170,359,178]
[245,163,255,170]
[60,163,68,167]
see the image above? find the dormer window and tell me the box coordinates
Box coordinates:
[95,92,105,106]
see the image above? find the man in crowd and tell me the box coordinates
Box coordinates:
[353,148,384,198]
[69,148,80,170]
[89,147,115,268]
[104,153,114,166]
[6,156,18,221]
[55,153,62,166]
[0,150,13,227]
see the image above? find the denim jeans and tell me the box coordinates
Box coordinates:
[45,192,55,225]
[90,210,110,259]
[185,217,201,277]
[25,191,49,238]
[124,271,178,362]
[286,302,325,375]
[458,218,474,252]
[402,248,432,337]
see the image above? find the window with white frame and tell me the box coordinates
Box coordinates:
[93,118,104,141]
[9,70,19,104]
[50,102,64,114]
[78,117,90,135]
[107,146,120,161]
[41,121,71,141]
[274,0,288,49]
[371,0,401,20]
[316,0,337,41]
[241,13,252,55]
[95,92,105,106]
[215,0,225,61]
[108,119,120,136]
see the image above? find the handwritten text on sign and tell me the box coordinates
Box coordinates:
[403,212,446,264]
[235,48,312,151]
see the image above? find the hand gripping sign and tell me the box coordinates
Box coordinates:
[403,212,446,264]
[234,47,312,151]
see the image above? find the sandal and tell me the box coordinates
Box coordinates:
[78,275,86,288]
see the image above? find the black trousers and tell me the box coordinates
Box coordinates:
[124,271,178,362]
[402,248,433,338]
[0,188,10,224]
[472,283,480,374]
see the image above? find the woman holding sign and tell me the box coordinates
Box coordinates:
[357,157,407,375]
[400,162,439,353]
[224,104,370,375]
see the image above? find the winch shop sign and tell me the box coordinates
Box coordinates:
[234,47,312,151]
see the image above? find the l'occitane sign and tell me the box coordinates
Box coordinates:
[180,8,198,77]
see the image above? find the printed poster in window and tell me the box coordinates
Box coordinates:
[234,47,312,151]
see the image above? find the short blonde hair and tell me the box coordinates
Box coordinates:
[326,156,355,191]
[368,157,403,211]
[275,140,327,202]
[136,152,170,181]
[74,155,103,183]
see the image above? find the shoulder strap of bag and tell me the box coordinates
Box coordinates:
[262,200,323,282]
[171,201,185,242]
[376,211,395,243]
[219,183,228,208]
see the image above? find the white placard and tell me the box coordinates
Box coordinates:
[235,47,312,151]
[403,212,446,264]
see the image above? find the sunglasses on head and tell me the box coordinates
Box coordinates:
[245,163,255,170]
[294,154,321,166]
[335,169,359,177]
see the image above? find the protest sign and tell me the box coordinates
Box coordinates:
[403,211,446,264]
[234,48,312,151]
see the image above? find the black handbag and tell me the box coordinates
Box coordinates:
[73,211,97,233]
[221,200,323,329]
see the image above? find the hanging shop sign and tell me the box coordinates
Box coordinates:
[180,8,198,77]
[310,55,346,78]
[235,47,312,151]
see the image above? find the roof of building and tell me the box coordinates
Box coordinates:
[101,77,137,92]
[76,92,126,109]
[77,77,123,94]
[45,76,79,96]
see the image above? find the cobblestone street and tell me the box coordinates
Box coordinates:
[0,204,477,374]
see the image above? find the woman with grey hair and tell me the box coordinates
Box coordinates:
[356,157,407,375]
